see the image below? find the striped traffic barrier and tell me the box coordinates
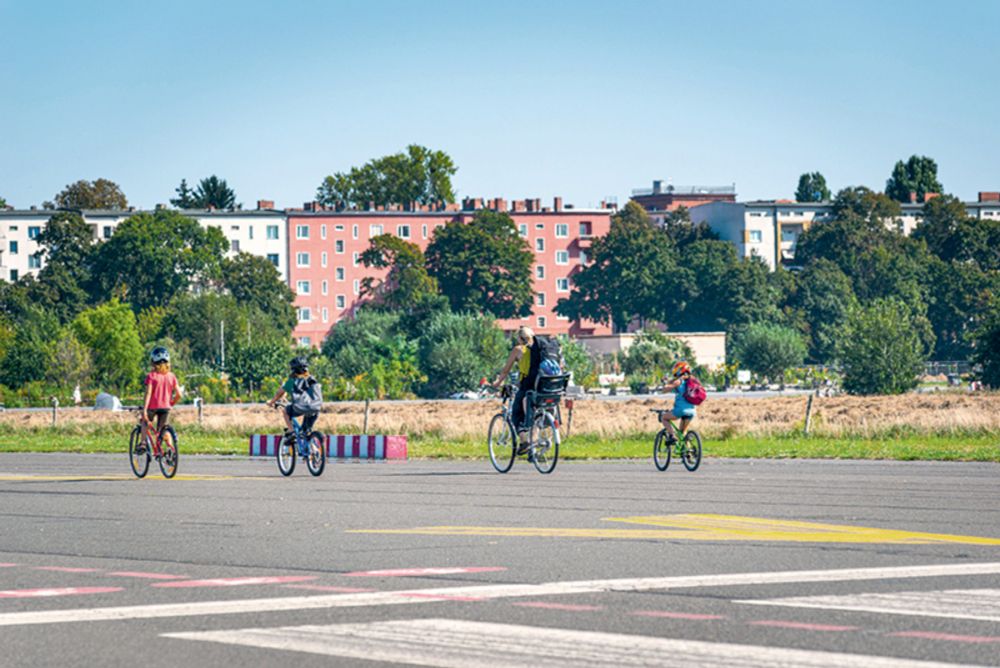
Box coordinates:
[248,434,407,460]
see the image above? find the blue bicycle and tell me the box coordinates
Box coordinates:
[272,402,325,477]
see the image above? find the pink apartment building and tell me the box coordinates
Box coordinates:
[287,197,614,346]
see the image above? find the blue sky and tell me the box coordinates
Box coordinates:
[2,0,998,209]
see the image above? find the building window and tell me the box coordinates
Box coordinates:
[267,253,279,267]
[28,226,40,240]
[8,240,17,254]
[248,226,254,240]
[537,316,547,328]
[336,295,346,309]
[296,280,311,295]
[579,221,592,237]
[535,265,545,279]
[369,224,383,237]
[321,252,328,268]
[556,278,569,292]
[353,279,360,295]
[322,280,328,295]
[298,308,311,322]
[352,224,359,239]
[555,223,568,238]
[397,224,410,239]
[296,252,310,267]
[422,224,428,239]
[518,224,528,237]
[296,224,310,239]
[749,230,763,243]
[230,239,240,253]
[322,308,329,323]
[335,224,344,231]
[336,267,345,281]
[535,238,544,252]
[300,336,311,346]
[103,226,113,239]
[536,293,546,307]
[8,225,17,231]
[535,223,544,230]
[335,239,344,254]
[320,224,327,240]
[579,250,589,265]
[28,254,41,269]
[352,251,360,267]
[9,269,18,281]
[555,250,569,265]
[267,225,279,239]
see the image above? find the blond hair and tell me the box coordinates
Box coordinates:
[516,326,535,344]
[153,361,171,374]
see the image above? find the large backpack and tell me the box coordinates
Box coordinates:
[534,336,563,377]
[683,376,707,406]
[291,376,323,414]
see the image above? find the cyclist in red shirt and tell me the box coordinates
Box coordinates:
[143,347,182,434]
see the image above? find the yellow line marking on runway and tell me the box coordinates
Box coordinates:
[350,514,1000,545]
[0,474,271,482]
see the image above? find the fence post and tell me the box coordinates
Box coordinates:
[50,397,59,427]
[564,399,574,438]
[804,393,815,436]
[363,398,371,435]
[194,397,203,424]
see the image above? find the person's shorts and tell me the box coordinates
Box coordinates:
[672,406,696,419]
[285,405,318,432]
[145,409,170,431]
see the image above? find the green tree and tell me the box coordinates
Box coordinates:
[46,328,93,388]
[170,178,197,208]
[425,210,534,319]
[92,210,228,312]
[321,310,416,380]
[795,172,831,202]
[661,206,718,247]
[316,145,457,208]
[28,212,97,322]
[191,175,237,210]
[556,201,678,331]
[54,178,128,209]
[71,299,144,393]
[0,196,7,208]
[162,293,284,367]
[973,303,1000,388]
[417,311,507,397]
[0,307,59,388]
[792,259,858,362]
[559,336,596,386]
[220,253,296,333]
[360,235,439,309]
[226,339,290,392]
[733,322,806,383]
[914,194,1000,271]
[885,155,943,203]
[619,330,694,383]
[836,299,930,395]
[924,259,1000,360]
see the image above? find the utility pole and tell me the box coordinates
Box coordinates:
[220,320,225,371]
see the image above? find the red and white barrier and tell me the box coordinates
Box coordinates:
[248,434,407,460]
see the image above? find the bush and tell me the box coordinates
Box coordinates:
[619,330,695,388]
[972,305,1000,389]
[417,312,507,397]
[836,299,930,395]
[733,322,807,384]
[559,336,596,386]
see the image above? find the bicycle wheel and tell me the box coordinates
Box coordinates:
[277,435,296,476]
[530,412,559,474]
[306,432,326,477]
[487,414,516,473]
[681,430,702,472]
[158,426,179,479]
[653,429,672,472]
[128,426,150,478]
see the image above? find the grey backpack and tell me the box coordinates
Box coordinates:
[291,376,323,414]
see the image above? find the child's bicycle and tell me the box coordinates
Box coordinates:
[126,407,179,479]
[650,409,702,472]
[271,402,325,477]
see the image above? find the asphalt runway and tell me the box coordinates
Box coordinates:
[1,452,999,667]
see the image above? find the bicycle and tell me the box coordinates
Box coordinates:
[650,409,702,472]
[126,407,179,479]
[486,374,568,475]
[271,402,325,477]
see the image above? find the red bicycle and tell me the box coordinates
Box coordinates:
[127,407,179,479]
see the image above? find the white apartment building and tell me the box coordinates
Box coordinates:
[0,202,287,282]
[690,195,1000,271]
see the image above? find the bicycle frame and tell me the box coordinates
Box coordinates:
[136,412,165,456]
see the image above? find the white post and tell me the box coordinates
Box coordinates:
[220,320,225,370]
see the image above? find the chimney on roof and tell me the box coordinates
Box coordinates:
[366,201,375,211]
[978,191,1000,202]
[495,198,507,212]
[525,199,535,213]
[909,191,918,204]
[554,196,563,212]
[462,197,474,211]
[653,180,663,195]
[257,199,274,210]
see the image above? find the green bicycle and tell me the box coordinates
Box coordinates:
[650,409,702,472]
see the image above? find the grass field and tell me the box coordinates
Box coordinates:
[0,393,997,461]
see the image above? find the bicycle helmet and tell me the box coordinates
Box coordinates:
[150,346,170,364]
[290,356,309,374]
[672,360,691,378]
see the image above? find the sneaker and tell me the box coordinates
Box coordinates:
[283,430,295,444]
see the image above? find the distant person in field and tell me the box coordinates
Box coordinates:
[143,347,182,434]
[661,360,697,443]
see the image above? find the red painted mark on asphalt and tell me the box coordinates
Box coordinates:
[33,566,100,573]
[344,567,507,577]
[513,602,603,612]
[283,584,376,593]
[0,563,17,567]
[0,587,123,599]
[153,576,317,588]
[105,571,188,580]
[749,620,859,632]
[398,592,485,602]
[889,631,1000,644]
[632,610,725,620]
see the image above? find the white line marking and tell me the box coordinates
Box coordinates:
[0,587,123,599]
[2,561,1000,627]
[738,588,1000,623]
[163,618,973,668]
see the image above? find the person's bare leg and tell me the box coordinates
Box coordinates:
[679,417,692,434]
